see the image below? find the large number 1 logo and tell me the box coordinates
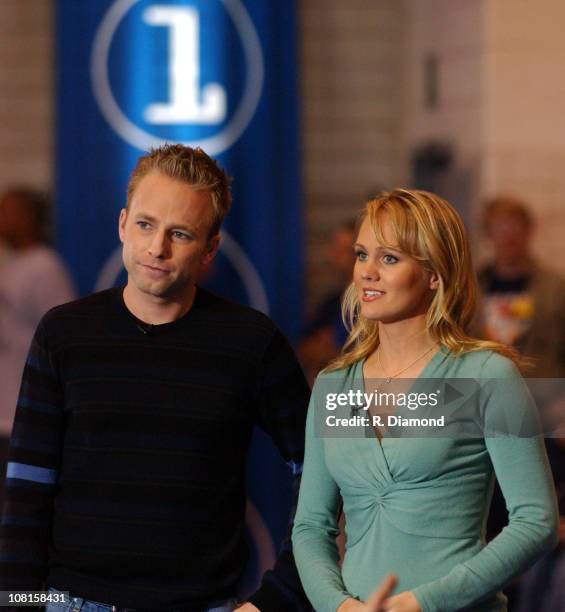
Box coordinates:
[92,0,269,313]
[91,0,264,155]
[143,5,226,125]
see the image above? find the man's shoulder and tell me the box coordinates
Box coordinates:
[532,262,565,291]
[40,287,120,327]
[2,246,68,283]
[193,289,291,357]
[196,287,278,330]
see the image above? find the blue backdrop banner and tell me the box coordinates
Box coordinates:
[55,0,302,595]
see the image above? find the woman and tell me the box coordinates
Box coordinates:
[292,189,558,612]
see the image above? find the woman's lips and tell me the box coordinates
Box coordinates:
[361,289,385,302]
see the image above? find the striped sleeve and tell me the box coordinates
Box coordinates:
[0,319,64,589]
[249,328,312,611]
[254,328,309,467]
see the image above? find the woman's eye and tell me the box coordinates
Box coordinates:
[382,254,398,264]
[355,250,368,262]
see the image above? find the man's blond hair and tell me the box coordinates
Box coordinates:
[126,144,232,237]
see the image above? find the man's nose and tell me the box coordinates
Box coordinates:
[148,230,170,258]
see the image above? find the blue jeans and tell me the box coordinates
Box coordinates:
[44,588,238,612]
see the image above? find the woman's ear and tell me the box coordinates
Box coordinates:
[429,273,440,290]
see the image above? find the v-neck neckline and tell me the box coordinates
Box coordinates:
[361,345,446,385]
[357,346,448,444]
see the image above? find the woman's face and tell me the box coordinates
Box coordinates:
[353,216,437,323]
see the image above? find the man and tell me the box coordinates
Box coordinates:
[0,188,74,506]
[0,146,311,611]
[477,195,565,377]
[298,220,356,384]
[477,195,565,609]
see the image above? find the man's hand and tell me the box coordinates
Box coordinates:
[337,574,397,611]
[234,603,259,611]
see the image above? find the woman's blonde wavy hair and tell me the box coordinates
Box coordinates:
[326,189,522,372]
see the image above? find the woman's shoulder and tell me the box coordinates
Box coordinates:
[313,362,363,397]
[315,360,360,383]
[448,347,520,379]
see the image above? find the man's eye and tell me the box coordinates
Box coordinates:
[136,221,151,230]
[172,231,190,240]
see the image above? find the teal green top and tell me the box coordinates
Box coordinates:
[292,349,558,612]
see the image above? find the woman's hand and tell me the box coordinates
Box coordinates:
[381,590,421,612]
[336,599,366,611]
[337,574,397,611]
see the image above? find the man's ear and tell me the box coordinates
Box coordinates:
[118,208,127,243]
[202,234,220,265]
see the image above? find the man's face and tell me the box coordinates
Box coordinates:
[487,213,532,266]
[327,226,356,281]
[0,194,29,247]
[119,171,219,305]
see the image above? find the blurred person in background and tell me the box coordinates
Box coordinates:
[477,195,565,609]
[298,220,356,384]
[0,237,9,267]
[0,187,74,506]
[477,195,565,377]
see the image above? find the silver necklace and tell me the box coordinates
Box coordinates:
[377,345,435,383]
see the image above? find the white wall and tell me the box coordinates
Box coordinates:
[300,0,405,311]
[482,0,565,271]
[0,0,53,190]
[3,0,565,308]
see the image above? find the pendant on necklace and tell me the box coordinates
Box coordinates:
[385,377,391,384]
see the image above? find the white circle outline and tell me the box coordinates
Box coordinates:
[91,0,264,154]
